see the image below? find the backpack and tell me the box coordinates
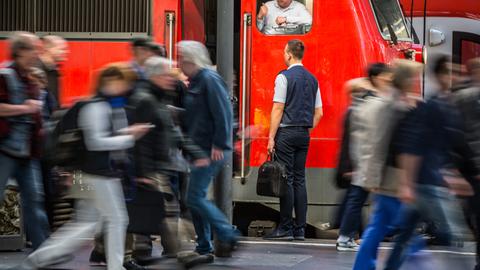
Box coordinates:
[44,98,103,169]
[256,153,287,197]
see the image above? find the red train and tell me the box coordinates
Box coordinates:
[0,0,418,233]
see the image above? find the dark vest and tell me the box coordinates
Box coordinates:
[280,65,318,127]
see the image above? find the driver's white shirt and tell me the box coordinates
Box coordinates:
[256,1,312,35]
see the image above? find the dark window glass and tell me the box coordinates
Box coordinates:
[371,0,410,40]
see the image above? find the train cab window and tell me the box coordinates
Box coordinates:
[371,0,410,41]
[460,40,480,65]
[256,0,313,35]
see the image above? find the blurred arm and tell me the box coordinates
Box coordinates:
[79,102,134,151]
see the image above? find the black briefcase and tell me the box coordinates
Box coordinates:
[256,153,287,197]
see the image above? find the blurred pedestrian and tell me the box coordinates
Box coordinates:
[38,35,68,109]
[352,60,423,270]
[264,39,323,241]
[130,38,155,79]
[452,57,480,270]
[336,63,392,251]
[7,63,150,270]
[177,40,238,264]
[384,55,465,270]
[0,32,49,250]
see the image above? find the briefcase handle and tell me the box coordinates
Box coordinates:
[267,152,279,162]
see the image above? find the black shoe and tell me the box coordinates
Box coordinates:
[89,249,106,265]
[215,239,239,258]
[263,229,294,241]
[123,259,146,270]
[294,228,305,241]
[182,253,214,269]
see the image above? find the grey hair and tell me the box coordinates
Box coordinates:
[144,56,172,78]
[9,32,38,59]
[177,40,212,69]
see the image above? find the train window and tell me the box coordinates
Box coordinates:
[256,0,313,35]
[0,0,150,39]
[460,40,480,65]
[370,0,410,41]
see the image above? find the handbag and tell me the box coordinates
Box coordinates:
[256,153,287,197]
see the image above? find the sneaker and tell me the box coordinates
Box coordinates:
[336,239,360,251]
[123,259,146,270]
[294,228,305,241]
[263,229,294,241]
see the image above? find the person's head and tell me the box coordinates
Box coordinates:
[277,0,293,8]
[144,57,176,90]
[431,54,452,91]
[29,67,48,89]
[467,58,480,84]
[284,39,304,66]
[367,62,392,91]
[41,35,69,64]
[131,38,154,66]
[177,41,212,78]
[150,43,167,57]
[391,59,423,94]
[96,63,137,97]
[9,32,39,70]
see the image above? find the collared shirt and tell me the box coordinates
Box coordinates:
[257,0,312,35]
[273,63,322,108]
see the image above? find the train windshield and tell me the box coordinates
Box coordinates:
[371,0,410,41]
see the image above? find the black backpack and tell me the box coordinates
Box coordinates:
[44,98,103,169]
[256,153,287,197]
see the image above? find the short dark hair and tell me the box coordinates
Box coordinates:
[287,39,305,60]
[131,37,152,48]
[367,62,390,87]
[432,54,451,76]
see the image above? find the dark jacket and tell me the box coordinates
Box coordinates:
[183,68,233,152]
[38,60,60,107]
[128,80,207,177]
[0,63,43,158]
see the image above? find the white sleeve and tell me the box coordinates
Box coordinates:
[286,4,312,25]
[315,87,322,108]
[273,74,288,103]
[79,102,135,152]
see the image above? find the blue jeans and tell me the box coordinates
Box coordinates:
[0,152,49,250]
[339,185,369,238]
[186,155,236,254]
[353,194,401,270]
[384,185,453,270]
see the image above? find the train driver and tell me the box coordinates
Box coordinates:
[256,0,312,35]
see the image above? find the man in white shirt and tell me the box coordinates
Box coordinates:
[257,0,312,35]
[265,40,322,241]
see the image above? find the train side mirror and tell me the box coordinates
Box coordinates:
[429,28,445,47]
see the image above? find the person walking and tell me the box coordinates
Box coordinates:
[176,41,238,263]
[264,39,323,241]
[0,32,49,250]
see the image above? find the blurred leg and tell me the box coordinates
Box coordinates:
[15,159,49,250]
[26,199,98,268]
[92,178,129,270]
[353,195,401,270]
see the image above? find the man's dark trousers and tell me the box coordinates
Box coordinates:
[275,126,310,233]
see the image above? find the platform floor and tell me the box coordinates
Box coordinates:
[0,238,476,270]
